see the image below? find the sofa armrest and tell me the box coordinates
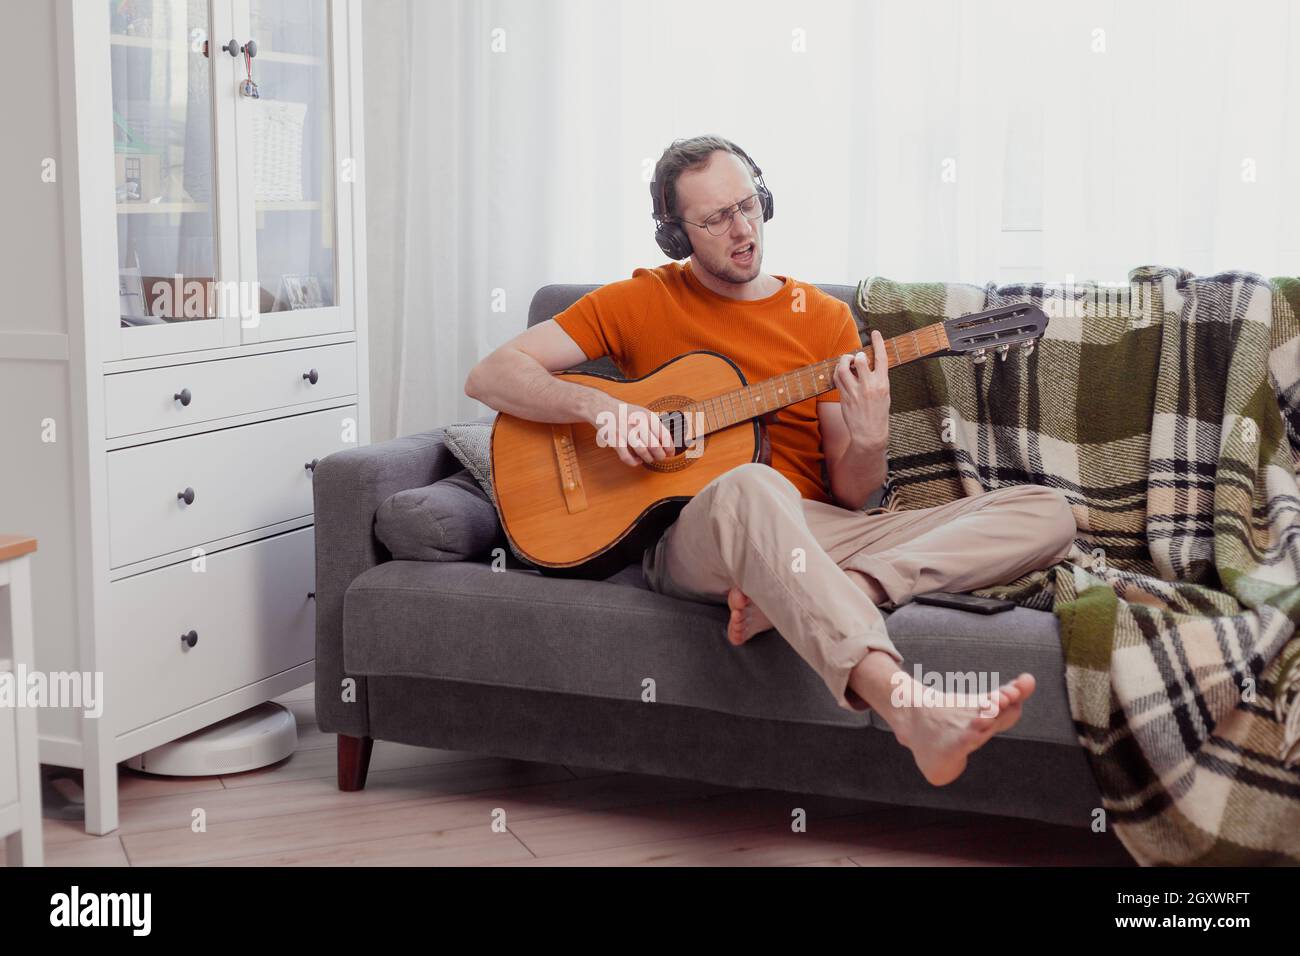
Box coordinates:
[312,427,465,736]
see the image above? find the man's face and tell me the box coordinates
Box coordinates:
[674,151,763,285]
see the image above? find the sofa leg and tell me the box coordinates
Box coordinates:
[337,734,374,791]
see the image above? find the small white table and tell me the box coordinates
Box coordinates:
[1,535,43,866]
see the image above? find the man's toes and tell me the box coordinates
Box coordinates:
[987,700,1023,734]
[724,620,744,646]
[1012,673,1036,699]
[969,696,1023,732]
[997,674,1036,708]
[723,589,745,643]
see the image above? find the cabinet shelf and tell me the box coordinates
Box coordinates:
[116,200,322,214]
[117,201,208,215]
[109,33,180,50]
[259,50,323,66]
[256,200,323,211]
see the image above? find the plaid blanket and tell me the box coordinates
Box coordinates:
[853,265,1300,866]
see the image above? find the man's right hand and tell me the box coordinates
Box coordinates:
[588,395,677,467]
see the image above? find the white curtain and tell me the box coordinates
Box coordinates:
[362,0,1300,441]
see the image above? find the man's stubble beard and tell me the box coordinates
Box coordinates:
[695,239,762,286]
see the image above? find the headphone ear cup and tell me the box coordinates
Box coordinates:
[655,221,693,260]
[651,175,692,260]
[760,184,774,222]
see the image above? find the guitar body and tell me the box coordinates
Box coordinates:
[491,351,760,578]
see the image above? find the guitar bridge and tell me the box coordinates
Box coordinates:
[551,424,588,514]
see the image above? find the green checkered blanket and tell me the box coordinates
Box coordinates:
[854,265,1300,866]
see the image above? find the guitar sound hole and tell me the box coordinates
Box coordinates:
[659,410,690,455]
[645,404,696,473]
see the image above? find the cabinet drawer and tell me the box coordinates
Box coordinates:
[104,343,357,439]
[107,406,356,568]
[0,688,15,808]
[109,527,316,735]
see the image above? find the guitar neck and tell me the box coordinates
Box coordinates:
[684,320,950,439]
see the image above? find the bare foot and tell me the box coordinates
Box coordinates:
[725,587,773,645]
[887,673,1037,786]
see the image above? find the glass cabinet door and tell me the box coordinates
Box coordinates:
[109,0,240,358]
[235,0,351,342]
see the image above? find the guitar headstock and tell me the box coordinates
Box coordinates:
[941,303,1049,364]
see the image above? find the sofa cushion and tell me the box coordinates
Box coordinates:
[374,468,502,561]
[341,559,1078,746]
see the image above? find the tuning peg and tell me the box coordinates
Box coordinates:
[1021,341,1035,356]
[971,349,987,365]
[997,343,1010,362]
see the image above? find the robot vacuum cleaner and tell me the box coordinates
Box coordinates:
[125,701,298,776]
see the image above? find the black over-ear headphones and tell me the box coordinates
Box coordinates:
[650,142,775,260]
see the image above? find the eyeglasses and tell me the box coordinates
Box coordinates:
[676,193,764,236]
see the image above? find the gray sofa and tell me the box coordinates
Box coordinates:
[313,283,1103,829]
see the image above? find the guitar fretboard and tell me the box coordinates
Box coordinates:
[682,321,950,439]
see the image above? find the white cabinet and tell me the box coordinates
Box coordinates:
[0,0,371,834]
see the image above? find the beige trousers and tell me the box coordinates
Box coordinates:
[641,463,1077,712]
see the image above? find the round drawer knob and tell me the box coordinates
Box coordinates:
[177,487,196,505]
[303,368,319,385]
[181,629,198,649]
[174,388,192,407]
[305,458,319,473]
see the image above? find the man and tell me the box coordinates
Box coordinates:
[464,135,1077,786]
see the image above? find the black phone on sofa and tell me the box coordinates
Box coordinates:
[912,591,1016,614]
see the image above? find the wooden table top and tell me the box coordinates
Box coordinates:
[0,535,37,562]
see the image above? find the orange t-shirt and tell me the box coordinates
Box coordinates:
[551,261,864,503]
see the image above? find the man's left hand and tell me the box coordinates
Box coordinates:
[833,329,891,449]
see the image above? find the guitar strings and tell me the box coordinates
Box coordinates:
[682,324,946,440]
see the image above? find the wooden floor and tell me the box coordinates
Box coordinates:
[3,683,1134,867]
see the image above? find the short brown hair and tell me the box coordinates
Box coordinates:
[652,135,757,221]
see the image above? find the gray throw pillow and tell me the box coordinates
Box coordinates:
[441,422,495,501]
[441,421,539,567]
[375,468,502,561]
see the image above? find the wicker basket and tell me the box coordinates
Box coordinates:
[250,99,307,202]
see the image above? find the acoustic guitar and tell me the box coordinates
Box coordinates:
[491,302,1049,578]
